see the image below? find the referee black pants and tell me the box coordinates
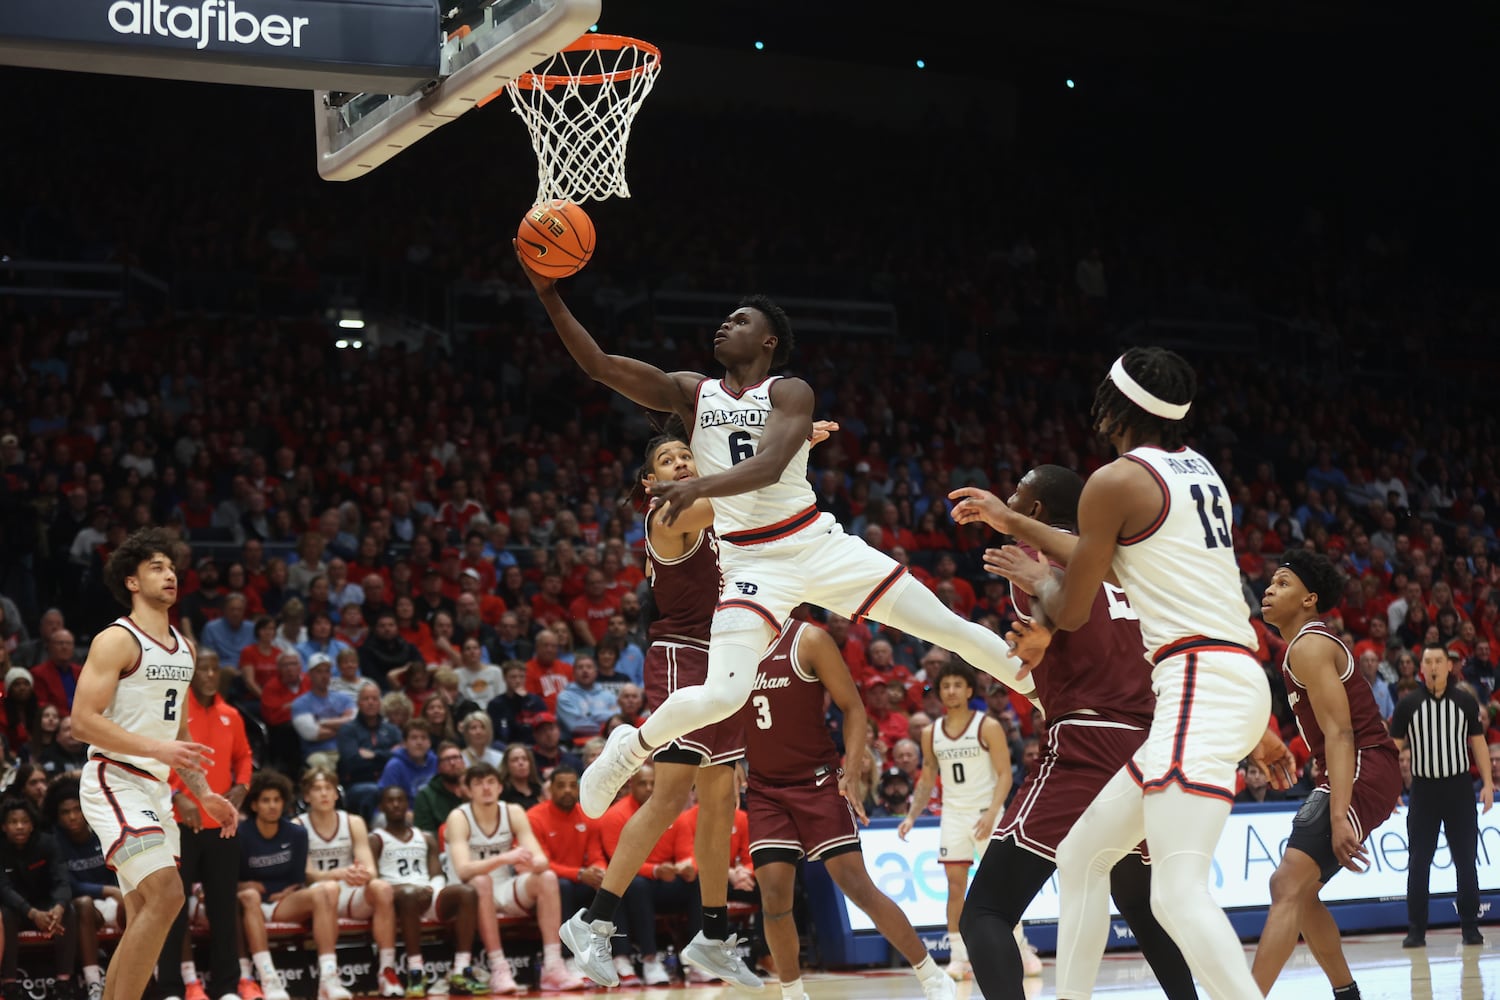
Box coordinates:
[157,827,243,995]
[1407,774,1481,933]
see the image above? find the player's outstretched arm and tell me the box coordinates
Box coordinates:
[801,627,870,825]
[648,377,815,522]
[515,243,699,419]
[71,627,213,773]
[950,488,1079,564]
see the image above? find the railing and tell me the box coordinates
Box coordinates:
[0,258,168,306]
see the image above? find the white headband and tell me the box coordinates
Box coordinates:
[1108,356,1191,420]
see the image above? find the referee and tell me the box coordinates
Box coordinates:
[1389,644,1494,948]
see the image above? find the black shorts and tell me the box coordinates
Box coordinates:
[1287,747,1402,884]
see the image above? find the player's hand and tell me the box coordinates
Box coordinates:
[729,865,757,892]
[810,420,841,446]
[645,477,707,525]
[653,863,678,882]
[896,816,914,841]
[1249,728,1298,791]
[1483,784,1495,815]
[949,488,1018,533]
[200,793,240,837]
[512,240,557,294]
[579,867,605,889]
[241,881,267,897]
[176,795,203,833]
[344,863,373,886]
[1005,619,1053,680]
[156,740,214,775]
[676,861,698,883]
[1330,815,1370,873]
[973,811,999,842]
[986,545,1053,596]
[28,907,52,932]
[839,772,869,826]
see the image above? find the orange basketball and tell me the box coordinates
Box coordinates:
[517,199,596,278]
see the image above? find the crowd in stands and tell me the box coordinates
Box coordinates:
[1,58,1499,1000]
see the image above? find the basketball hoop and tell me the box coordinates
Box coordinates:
[500,33,661,205]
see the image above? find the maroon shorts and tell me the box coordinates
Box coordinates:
[644,640,746,766]
[747,774,861,862]
[1289,745,1402,882]
[995,716,1150,862]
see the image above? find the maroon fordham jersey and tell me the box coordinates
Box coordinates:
[742,622,842,785]
[644,508,719,645]
[1010,541,1155,727]
[1281,621,1397,767]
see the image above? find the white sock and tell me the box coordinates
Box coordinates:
[407,954,424,974]
[253,952,277,980]
[83,966,103,986]
[487,949,507,976]
[379,948,396,971]
[543,942,563,965]
[912,954,941,983]
[454,951,471,971]
[637,633,768,748]
[241,958,255,980]
[948,933,967,964]
[318,954,339,980]
[182,961,199,984]
[780,978,804,1000]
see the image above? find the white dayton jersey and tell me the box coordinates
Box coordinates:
[89,617,195,781]
[1112,446,1257,658]
[443,802,514,883]
[932,710,996,813]
[692,376,817,539]
[372,827,430,887]
[296,811,354,873]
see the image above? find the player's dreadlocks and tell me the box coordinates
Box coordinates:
[1090,346,1197,450]
[740,294,794,369]
[622,413,692,511]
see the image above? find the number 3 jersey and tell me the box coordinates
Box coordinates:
[1112,446,1256,660]
[691,376,817,539]
[741,622,842,787]
[89,616,196,781]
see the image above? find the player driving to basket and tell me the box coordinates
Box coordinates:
[72,527,240,1000]
[514,249,1051,820]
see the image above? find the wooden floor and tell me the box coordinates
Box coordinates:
[405,931,1498,998]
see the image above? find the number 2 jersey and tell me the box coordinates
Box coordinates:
[1112,446,1257,661]
[691,376,818,540]
[89,616,196,781]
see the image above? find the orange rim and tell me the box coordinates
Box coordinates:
[512,33,660,90]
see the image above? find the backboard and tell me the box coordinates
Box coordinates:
[313,0,599,181]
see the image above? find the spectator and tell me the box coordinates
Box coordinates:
[261,650,310,775]
[388,661,438,715]
[26,704,63,776]
[48,778,119,1000]
[379,719,438,801]
[337,681,402,820]
[488,661,546,746]
[381,692,414,732]
[31,629,82,715]
[492,611,533,665]
[297,611,353,668]
[591,638,634,695]
[199,593,254,668]
[431,668,481,732]
[870,767,913,819]
[236,615,283,702]
[272,598,308,657]
[608,683,648,733]
[3,668,40,750]
[526,766,624,974]
[413,741,469,834]
[287,531,328,593]
[362,613,421,687]
[453,591,499,653]
[1234,762,1286,803]
[863,675,910,751]
[43,715,88,776]
[455,638,505,709]
[556,655,617,740]
[528,714,582,780]
[570,570,621,648]
[0,799,78,997]
[335,602,368,649]
[325,558,365,611]
[459,712,504,769]
[13,609,63,670]
[1358,650,1396,721]
[422,691,460,746]
[291,653,357,771]
[526,629,573,712]
[8,762,49,814]
[499,742,545,809]
[329,647,367,697]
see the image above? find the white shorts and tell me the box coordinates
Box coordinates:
[938,808,985,866]
[337,883,374,919]
[89,896,123,930]
[715,512,916,632]
[1127,644,1270,803]
[491,873,533,918]
[80,758,180,895]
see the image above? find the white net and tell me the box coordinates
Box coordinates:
[507,36,661,205]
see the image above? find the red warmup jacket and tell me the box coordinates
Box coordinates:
[526,799,603,882]
[673,805,754,873]
[598,794,681,879]
[170,692,254,829]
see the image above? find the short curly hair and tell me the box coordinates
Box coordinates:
[103,526,178,609]
[741,294,794,369]
[1280,549,1345,614]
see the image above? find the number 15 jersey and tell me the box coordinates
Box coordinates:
[691,376,817,539]
[89,616,196,781]
[1112,446,1256,659]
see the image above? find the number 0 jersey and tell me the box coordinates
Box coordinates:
[89,616,196,781]
[931,710,996,813]
[691,376,818,541]
[1112,446,1256,659]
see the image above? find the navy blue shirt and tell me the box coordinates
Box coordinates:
[239,819,308,894]
[58,830,116,899]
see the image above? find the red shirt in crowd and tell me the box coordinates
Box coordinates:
[526,799,603,882]
[261,672,310,727]
[569,593,621,645]
[526,659,574,713]
[598,793,682,879]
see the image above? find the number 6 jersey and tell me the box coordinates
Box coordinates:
[89,616,196,781]
[1112,446,1256,660]
[690,376,817,539]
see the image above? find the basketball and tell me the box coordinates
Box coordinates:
[517,199,596,278]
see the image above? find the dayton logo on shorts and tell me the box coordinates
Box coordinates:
[734,582,759,596]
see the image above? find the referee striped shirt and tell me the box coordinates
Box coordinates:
[1389,684,1483,779]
